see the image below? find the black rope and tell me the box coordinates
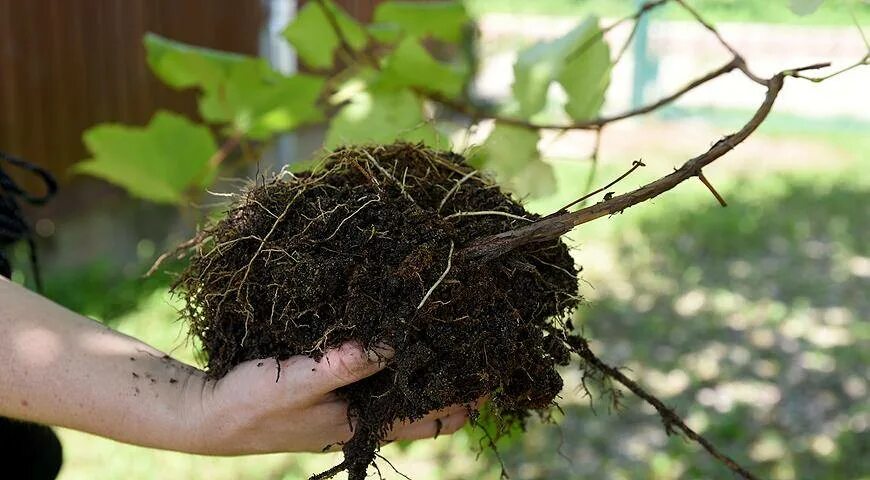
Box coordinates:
[0,150,57,291]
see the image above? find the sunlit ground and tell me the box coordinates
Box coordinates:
[49,111,869,480]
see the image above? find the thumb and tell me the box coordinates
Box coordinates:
[306,342,393,393]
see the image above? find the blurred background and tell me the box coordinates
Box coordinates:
[1,0,867,479]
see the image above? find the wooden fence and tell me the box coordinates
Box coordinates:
[0,0,265,186]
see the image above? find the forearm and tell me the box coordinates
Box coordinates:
[0,278,472,457]
[0,277,208,452]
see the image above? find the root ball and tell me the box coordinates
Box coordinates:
[174,143,580,479]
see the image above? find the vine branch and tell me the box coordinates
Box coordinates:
[424,56,744,131]
[320,0,750,133]
[698,171,727,207]
[568,336,760,480]
[794,53,869,82]
[554,158,646,213]
[580,126,604,200]
[459,69,795,262]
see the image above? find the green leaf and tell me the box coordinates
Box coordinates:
[378,37,468,98]
[469,123,555,198]
[373,1,470,43]
[523,158,589,215]
[241,74,325,139]
[329,67,379,104]
[512,16,611,119]
[144,33,248,90]
[513,157,558,198]
[282,0,368,70]
[557,18,611,121]
[367,23,404,44]
[145,34,325,139]
[325,88,442,148]
[197,62,325,139]
[789,0,825,16]
[468,124,537,177]
[76,111,218,204]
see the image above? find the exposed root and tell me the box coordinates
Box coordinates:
[416,241,454,310]
[173,143,579,480]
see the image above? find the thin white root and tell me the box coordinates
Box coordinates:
[417,241,455,310]
[444,210,534,222]
[323,195,381,241]
[438,169,479,212]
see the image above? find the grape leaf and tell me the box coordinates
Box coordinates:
[144,33,247,90]
[196,62,325,139]
[789,0,825,16]
[76,111,218,204]
[373,1,470,43]
[325,88,442,148]
[145,34,325,139]
[368,23,404,44]
[513,16,611,119]
[378,37,468,98]
[469,123,555,198]
[282,0,368,70]
[523,158,590,214]
[557,18,611,121]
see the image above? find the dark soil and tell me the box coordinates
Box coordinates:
[174,143,580,479]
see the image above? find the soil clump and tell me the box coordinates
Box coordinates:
[174,143,580,479]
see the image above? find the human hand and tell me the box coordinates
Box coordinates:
[0,279,474,456]
[183,342,472,455]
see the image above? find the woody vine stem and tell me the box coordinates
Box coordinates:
[316,0,867,479]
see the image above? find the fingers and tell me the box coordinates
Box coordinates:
[405,403,468,425]
[304,342,394,394]
[388,409,469,442]
[316,400,483,452]
[386,398,486,442]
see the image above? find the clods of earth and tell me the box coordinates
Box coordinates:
[174,143,582,479]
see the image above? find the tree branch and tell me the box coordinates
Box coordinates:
[568,0,670,64]
[698,171,727,207]
[672,0,766,85]
[794,53,870,82]
[604,0,671,37]
[459,71,787,262]
[579,126,604,202]
[554,158,646,213]
[424,56,743,131]
[568,335,761,480]
[319,0,745,134]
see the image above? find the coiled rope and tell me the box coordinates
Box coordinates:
[0,150,57,291]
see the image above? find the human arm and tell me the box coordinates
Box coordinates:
[0,277,469,454]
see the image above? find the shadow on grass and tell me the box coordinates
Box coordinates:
[442,177,868,479]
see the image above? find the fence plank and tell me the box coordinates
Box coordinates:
[0,0,264,184]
